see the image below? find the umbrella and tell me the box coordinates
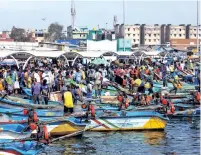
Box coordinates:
[91,58,109,65]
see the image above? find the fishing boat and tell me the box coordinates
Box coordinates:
[81,110,168,131]
[168,108,200,118]
[0,130,31,139]
[0,107,63,117]
[0,114,86,137]
[0,140,44,155]
[0,95,61,109]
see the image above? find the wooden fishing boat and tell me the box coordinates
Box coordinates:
[0,115,86,137]
[0,140,44,155]
[0,107,63,117]
[96,104,162,112]
[82,111,168,131]
[100,96,123,104]
[0,129,31,140]
[0,95,61,109]
[22,87,32,97]
[168,108,200,118]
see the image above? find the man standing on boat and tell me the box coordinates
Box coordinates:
[63,85,74,114]
[31,78,41,104]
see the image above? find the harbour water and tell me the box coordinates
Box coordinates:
[40,118,200,155]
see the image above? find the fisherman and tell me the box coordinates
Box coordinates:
[63,85,74,114]
[31,78,41,104]
[41,79,49,105]
[94,68,102,98]
[169,76,182,94]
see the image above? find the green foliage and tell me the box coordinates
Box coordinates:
[46,22,66,41]
[10,26,32,42]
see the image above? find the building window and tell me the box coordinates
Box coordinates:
[154,34,156,37]
[180,29,181,31]
[194,29,196,31]
[149,34,151,37]
[154,39,156,42]
[194,34,196,37]
[128,34,130,37]
[133,39,136,42]
[133,34,135,37]
[179,34,182,37]
[128,28,130,31]
[133,28,135,31]
[174,34,176,37]
[80,34,82,37]
[149,39,151,42]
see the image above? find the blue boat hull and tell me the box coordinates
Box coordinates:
[0,140,43,155]
[0,107,63,117]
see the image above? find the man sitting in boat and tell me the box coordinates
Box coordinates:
[63,85,74,114]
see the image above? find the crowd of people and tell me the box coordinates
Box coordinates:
[0,56,199,114]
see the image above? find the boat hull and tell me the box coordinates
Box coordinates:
[86,116,167,131]
[0,117,86,137]
[0,140,43,155]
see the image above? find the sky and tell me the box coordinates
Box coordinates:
[0,0,199,31]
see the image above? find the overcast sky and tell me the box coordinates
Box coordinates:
[0,0,199,31]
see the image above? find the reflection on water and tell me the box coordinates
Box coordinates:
[39,118,200,155]
[143,131,166,145]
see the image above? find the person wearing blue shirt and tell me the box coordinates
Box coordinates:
[74,68,82,84]
[31,79,41,104]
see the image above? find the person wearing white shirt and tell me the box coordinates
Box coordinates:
[94,69,102,97]
[34,71,40,83]
[180,61,185,71]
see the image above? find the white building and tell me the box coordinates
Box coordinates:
[169,25,186,39]
[144,25,161,45]
[188,25,201,39]
[67,26,88,39]
[124,24,141,46]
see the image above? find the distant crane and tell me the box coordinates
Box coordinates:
[41,18,46,21]
[71,0,76,30]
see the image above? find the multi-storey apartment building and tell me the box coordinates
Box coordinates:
[124,24,141,46]
[114,24,200,46]
[186,24,201,39]
[142,24,161,45]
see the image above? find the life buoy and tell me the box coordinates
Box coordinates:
[23,109,28,115]
[170,103,175,113]
[43,126,49,141]
[33,111,38,122]
[29,123,37,130]
[117,96,123,102]
[90,105,95,117]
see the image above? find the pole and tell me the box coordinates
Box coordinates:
[196,0,199,53]
[123,0,125,52]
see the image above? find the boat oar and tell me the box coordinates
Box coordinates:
[51,124,102,143]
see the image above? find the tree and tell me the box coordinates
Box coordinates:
[10,26,32,42]
[46,22,66,41]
